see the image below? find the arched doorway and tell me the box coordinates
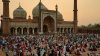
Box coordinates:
[23,28,27,35]
[61,28,63,33]
[43,16,55,33]
[68,28,70,33]
[57,28,60,32]
[10,27,15,35]
[34,28,38,34]
[17,27,21,35]
[29,28,33,34]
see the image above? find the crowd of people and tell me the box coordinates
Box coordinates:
[0,33,100,56]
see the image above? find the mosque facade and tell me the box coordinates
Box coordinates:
[1,0,78,35]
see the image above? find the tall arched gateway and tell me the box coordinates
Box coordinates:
[43,16,55,33]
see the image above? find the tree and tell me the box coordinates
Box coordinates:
[93,24,100,28]
[87,24,93,28]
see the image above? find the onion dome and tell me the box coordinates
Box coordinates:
[57,11,64,21]
[32,2,48,17]
[13,5,27,19]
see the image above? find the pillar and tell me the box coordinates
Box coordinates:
[33,28,34,34]
[2,0,10,18]
[54,18,57,33]
[73,0,78,34]
[21,28,23,35]
[39,1,42,33]
[41,17,43,34]
[15,28,17,35]
[2,0,10,35]
[70,28,71,33]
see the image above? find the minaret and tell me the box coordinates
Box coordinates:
[39,0,42,33]
[73,0,78,34]
[55,4,58,20]
[2,0,10,18]
[1,0,10,35]
[55,4,58,33]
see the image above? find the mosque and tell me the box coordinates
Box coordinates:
[1,0,78,35]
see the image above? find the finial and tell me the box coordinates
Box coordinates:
[55,4,58,9]
[55,4,58,11]
[18,2,22,8]
[40,0,41,2]
[19,2,21,6]
[39,0,41,4]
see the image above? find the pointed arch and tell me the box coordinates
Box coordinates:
[29,28,33,34]
[23,28,27,35]
[17,27,21,35]
[10,27,15,35]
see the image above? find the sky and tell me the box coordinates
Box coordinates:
[0,0,100,26]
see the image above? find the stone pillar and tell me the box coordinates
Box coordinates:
[55,5,58,33]
[55,20,57,33]
[70,28,72,33]
[2,0,10,18]
[73,0,78,34]
[60,28,61,33]
[21,28,23,35]
[37,28,39,33]
[2,0,10,35]
[66,28,68,33]
[33,28,34,34]
[38,1,42,33]
[41,17,43,34]
[15,28,17,35]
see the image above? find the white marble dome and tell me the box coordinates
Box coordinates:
[13,5,27,18]
[57,12,64,21]
[32,2,48,17]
